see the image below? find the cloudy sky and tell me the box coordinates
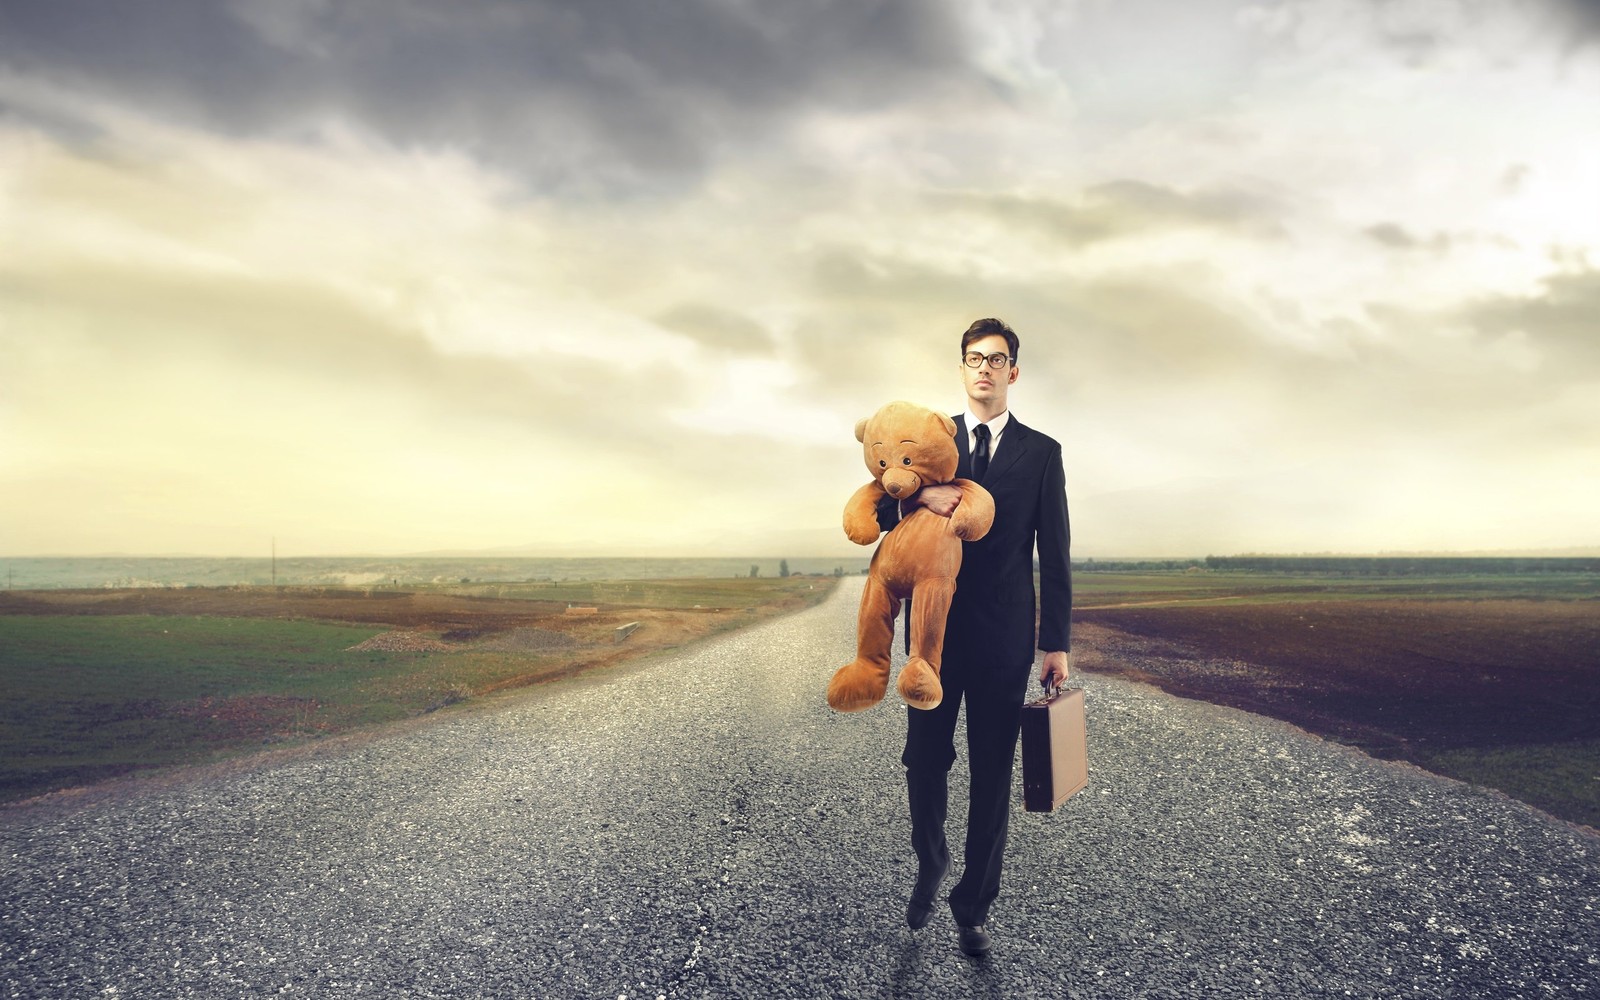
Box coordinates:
[2,0,1597,559]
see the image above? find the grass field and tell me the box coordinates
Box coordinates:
[0,576,836,804]
[7,566,1598,830]
[1073,567,1600,829]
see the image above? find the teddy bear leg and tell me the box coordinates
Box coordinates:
[827,575,899,712]
[897,576,955,710]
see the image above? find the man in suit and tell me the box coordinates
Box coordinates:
[877,317,1072,958]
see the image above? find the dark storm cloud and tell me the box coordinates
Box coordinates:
[938,180,1289,248]
[1354,0,1600,50]
[1554,0,1600,42]
[0,0,974,191]
[1305,0,1600,68]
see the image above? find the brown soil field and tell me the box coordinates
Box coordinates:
[1074,600,1600,756]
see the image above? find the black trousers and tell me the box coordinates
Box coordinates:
[901,652,1032,927]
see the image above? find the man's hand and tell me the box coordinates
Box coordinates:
[1038,650,1071,689]
[907,483,962,517]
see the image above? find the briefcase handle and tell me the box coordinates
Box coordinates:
[1025,679,1062,708]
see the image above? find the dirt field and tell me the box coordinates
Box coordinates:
[1076,599,1600,750]
[1074,598,1600,827]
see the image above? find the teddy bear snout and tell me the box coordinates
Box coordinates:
[881,468,921,498]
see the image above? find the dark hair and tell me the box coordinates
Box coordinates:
[960,318,1020,364]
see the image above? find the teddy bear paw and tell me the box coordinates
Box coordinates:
[949,505,993,542]
[897,657,944,710]
[827,660,889,712]
[843,518,883,546]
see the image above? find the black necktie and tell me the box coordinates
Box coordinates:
[972,423,991,483]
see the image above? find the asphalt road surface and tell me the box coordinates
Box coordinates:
[4,578,1599,999]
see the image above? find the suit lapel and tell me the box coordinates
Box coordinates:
[983,416,1029,485]
[954,412,1030,486]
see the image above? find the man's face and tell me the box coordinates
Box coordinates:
[960,333,1018,408]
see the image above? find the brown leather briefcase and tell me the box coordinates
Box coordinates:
[1019,685,1088,813]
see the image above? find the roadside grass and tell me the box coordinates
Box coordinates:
[1,615,386,801]
[0,576,835,804]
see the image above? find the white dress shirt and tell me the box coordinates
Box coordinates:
[966,408,1011,463]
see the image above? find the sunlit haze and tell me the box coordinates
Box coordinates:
[3,1,1597,558]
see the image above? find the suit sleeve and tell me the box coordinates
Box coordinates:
[1035,440,1072,652]
[875,494,901,534]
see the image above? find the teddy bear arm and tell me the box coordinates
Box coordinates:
[948,479,996,541]
[843,481,888,545]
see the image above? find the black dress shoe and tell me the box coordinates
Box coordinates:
[958,924,991,957]
[905,865,946,930]
[906,897,935,930]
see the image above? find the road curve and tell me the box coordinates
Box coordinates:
[3,577,1598,999]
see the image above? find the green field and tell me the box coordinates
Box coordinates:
[0,577,834,803]
[2,615,471,801]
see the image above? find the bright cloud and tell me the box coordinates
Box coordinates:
[1,0,1596,558]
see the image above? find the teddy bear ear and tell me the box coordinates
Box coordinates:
[855,418,870,442]
[937,413,957,437]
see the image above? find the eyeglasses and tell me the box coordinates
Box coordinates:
[963,352,1014,370]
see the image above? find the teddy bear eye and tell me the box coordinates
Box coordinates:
[879,460,887,468]
[902,457,912,465]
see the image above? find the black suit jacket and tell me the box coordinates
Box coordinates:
[880,412,1072,669]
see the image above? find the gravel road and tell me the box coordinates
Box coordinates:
[4,577,1598,999]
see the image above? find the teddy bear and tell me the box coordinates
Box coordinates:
[827,400,995,712]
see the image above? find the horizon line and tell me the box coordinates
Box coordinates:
[4,548,1599,561]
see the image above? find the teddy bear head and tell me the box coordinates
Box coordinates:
[854,400,960,501]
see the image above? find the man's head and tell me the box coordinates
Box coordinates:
[961,318,1019,364]
[959,318,1019,416]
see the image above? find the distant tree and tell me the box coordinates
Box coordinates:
[834,566,843,577]
[749,564,759,578]
[779,559,790,578]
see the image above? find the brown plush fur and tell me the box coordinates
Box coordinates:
[827,401,995,712]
